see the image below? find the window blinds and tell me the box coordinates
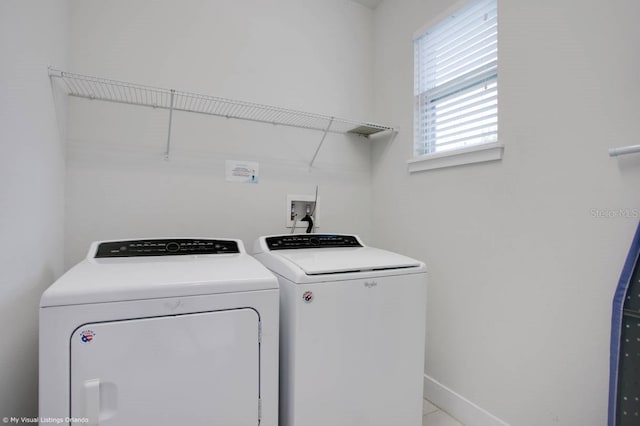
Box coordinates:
[414,0,498,155]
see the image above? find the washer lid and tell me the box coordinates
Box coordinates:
[41,239,278,307]
[253,234,426,283]
[275,246,422,276]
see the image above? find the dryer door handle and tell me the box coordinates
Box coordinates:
[84,378,101,425]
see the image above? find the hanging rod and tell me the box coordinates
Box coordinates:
[48,68,394,141]
[609,145,640,157]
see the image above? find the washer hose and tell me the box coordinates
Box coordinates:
[300,215,314,233]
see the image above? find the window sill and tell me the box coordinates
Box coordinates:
[407,142,504,173]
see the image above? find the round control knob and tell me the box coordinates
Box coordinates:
[166,242,180,252]
[309,237,319,246]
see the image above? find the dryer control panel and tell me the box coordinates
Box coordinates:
[95,239,240,258]
[265,234,362,250]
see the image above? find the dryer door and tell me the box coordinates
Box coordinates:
[70,308,260,425]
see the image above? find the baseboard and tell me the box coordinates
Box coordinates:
[423,374,510,426]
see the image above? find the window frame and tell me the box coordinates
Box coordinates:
[409,0,503,173]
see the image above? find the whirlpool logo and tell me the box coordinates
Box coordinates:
[364,281,378,288]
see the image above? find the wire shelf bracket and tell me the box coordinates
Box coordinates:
[48,68,396,165]
[310,117,334,167]
[165,89,175,160]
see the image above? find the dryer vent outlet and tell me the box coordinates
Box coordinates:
[286,194,319,229]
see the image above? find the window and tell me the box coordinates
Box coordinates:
[413,0,498,161]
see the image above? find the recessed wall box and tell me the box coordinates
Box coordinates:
[286,194,319,229]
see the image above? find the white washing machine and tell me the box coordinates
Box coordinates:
[39,238,278,426]
[253,234,427,426]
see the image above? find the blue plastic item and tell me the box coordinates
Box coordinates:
[609,221,640,426]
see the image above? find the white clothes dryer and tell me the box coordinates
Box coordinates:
[253,234,427,426]
[39,238,278,426]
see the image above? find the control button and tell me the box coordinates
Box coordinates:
[166,242,180,252]
[309,237,319,246]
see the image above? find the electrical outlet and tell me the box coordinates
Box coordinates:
[286,194,319,229]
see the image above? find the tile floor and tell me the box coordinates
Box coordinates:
[423,399,464,426]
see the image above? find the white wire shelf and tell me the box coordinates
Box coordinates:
[49,68,395,164]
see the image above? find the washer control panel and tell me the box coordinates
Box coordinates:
[265,234,361,250]
[95,239,240,258]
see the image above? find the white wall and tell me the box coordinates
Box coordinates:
[0,0,68,417]
[64,0,377,266]
[7,0,637,422]
[372,0,640,425]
